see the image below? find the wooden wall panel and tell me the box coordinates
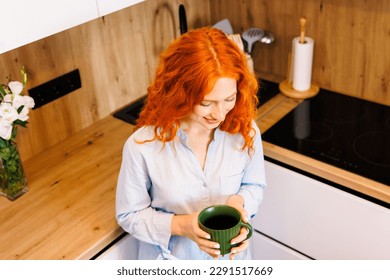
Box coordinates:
[210,0,390,105]
[0,0,211,161]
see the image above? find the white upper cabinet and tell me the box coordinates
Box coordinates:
[96,0,145,17]
[0,0,145,54]
[0,0,98,54]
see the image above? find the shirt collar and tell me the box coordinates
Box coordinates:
[177,128,189,145]
[177,127,223,145]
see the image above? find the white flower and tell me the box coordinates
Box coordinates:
[17,106,29,122]
[8,81,23,95]
[7,94,35,112]
[3,94,12,103]
[0,122,13,140]
[12,94,25,110]
[23,95,35,109]
[0,103,19,124]
[0,67,34,141]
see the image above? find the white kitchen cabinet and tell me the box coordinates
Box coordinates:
[0,0,98,54]
[252,231,310,260]
[96,0,145,17]
[95,233,138,260]
[252,160,390,259]
[0,0,146,54]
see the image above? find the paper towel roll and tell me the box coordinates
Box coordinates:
[292,36,314,91]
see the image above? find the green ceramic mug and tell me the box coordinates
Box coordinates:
[198,205,253,256]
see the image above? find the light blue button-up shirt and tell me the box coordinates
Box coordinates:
[116,121,266,259]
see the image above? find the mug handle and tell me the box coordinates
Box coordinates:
[240,221,253,240]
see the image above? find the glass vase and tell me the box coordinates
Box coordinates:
[0,141,28,201]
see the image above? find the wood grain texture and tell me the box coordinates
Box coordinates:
[210,0,390,105]
[0,0,211,161]
[0,116,132,259]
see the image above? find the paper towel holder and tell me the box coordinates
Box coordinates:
[279,17,319,99]
[279,79,319,99]
[279,51,319,99]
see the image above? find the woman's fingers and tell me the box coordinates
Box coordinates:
[225,195,248,222]
[198,244,221,258]
[229,239,249,260]
[230,226,250,246]
[194,225,221,258]
[228,227,251,259]
[197,237,221,258]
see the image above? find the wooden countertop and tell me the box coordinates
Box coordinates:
[0,92,389,259]
[0,116,133,259]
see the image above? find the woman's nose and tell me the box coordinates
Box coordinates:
[212,103,226,121]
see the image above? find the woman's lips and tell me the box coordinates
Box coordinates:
[204,117,220,124]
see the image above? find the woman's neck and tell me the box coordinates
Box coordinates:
[179,120,216,169]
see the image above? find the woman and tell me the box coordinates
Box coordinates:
[116,27,266,260]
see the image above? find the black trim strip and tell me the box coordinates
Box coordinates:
[90,232,128,260]
[254,229,315,260]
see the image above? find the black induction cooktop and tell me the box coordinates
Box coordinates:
[113,79,280,125]
[262,88,390,186]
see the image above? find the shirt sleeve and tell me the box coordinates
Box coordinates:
[237,121,267,218]
[116,136,174,252]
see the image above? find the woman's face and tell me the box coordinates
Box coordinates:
[183,77,237,131]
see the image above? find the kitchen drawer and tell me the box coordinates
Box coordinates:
[95,233,138,260]
[252,161,390,259]
[252,231,310,260]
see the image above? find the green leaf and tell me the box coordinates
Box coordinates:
[0,84,6,96]
[11,127,17,140]
[0,139,6,149]
[14,120,27,127]
[17,105,25,114]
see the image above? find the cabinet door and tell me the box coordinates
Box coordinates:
[0,0,98,54]
[252,161,390,259]
[252,231,310,260]
[95,234,138,260]
[96,0,145,16]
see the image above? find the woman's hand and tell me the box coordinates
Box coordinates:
[226,194,248,222]
[226,195,250,260]
[228,227,250,260]
[171,212,221,259]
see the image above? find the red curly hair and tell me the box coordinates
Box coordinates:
[136,27,259,153]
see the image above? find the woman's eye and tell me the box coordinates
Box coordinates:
[226,96,236,102]
[200,102,212,107]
